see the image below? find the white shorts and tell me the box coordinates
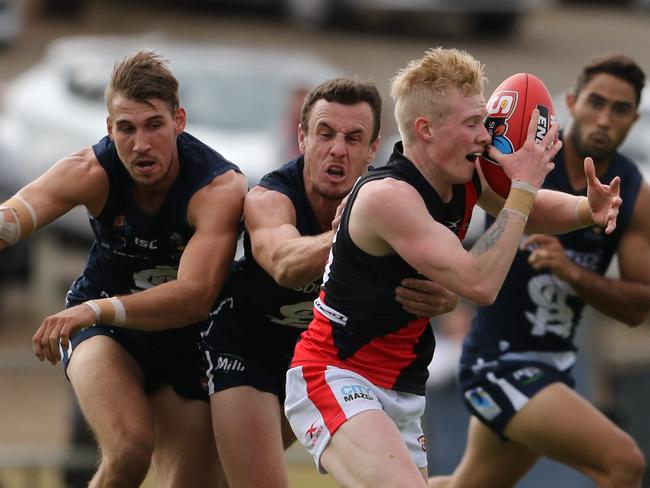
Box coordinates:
[284,364,427,473]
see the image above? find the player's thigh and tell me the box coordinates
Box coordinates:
[451,416,538,488]
[211,386,285,454]
[211,386,289,487]
[150,386,224,487]
[321,409,427,488]
[280,409,297,449]
[67,335,153,452]
[506,382,635,473]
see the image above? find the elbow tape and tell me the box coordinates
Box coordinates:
[0,195,38,245]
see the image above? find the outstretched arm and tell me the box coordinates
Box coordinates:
[33,169,247,364]
[525,181,650,326]
[527,157,621,234]
[0,147,108,250]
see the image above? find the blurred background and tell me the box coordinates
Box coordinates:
[1,0,649,486]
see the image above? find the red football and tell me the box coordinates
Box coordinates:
[479,73,556,198]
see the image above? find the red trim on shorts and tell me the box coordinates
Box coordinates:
[301,364,347,435]
[293,292,430,392]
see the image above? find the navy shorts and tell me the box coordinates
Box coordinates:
[200,297,300,402]
[458,358,575,439]
[62,322,210,402]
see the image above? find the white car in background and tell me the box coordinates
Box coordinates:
[0,34,342,238]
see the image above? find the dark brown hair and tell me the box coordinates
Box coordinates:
[300,78,382,142]
[574,53,645,106]
[105,51,180,114]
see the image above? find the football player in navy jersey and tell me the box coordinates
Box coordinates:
[0,52,246,487]
[284,47,623,488]
[202,77,459,488]
[429,54,649,488]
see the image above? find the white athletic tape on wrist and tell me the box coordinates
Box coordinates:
[510,179,537,195]
[83,301,102,322]
[504,180,537,221]
[109,297,126,325]
[83,298,126,326]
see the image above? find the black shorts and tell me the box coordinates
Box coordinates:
[458,358,575,439]
[200,297,300,402]
[62,322,210,402]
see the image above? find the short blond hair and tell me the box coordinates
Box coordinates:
[390,47,486,143]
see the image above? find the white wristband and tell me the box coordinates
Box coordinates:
[83,301,102,322]
[110,297,126,325]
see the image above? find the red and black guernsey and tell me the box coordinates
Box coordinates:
[291,142,482,395]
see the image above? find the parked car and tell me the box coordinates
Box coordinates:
[0,0,21,46]
[0,34,342,238]
[282,0,549,35]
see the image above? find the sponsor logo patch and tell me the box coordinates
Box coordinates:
[340,384,375,403]
[465,387,502,421]
[513,366,543,385]
[213,353,246,373]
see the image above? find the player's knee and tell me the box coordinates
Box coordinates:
[101,436,153,483]
[603,435,645,487]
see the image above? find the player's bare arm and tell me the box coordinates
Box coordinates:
[117,169,247,325]
[526,181,650,326]
[245,185,334,288]
[478,156,621,236]
[1,147,108,251]
[33,169,246,363]
[349,178,529,306]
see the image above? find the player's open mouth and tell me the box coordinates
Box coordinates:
[134,160,158,174]
[326,166,346,180]
[466,152,481,163]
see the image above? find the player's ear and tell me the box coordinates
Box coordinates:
[565,91,577,114]
[106,116,113,140]
[174,107,187,134]
[298,124,306,154]
[414,117,434,141]
[367,135,381,164]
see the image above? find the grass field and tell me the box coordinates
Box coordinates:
[0,463,338,488]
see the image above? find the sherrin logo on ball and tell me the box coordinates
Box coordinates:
[479,73,556,198]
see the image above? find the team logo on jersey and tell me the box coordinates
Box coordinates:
[267,301,314,328]
[340,384,375,403]
[169,232,186,252]
[112,215,132,235]
[465,387,502,421]
[305,420,324,447]
[418,435,427,452]
[132,265,178,291]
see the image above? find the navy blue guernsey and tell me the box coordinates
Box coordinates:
[218,156,325,358]
[67,132,240,307]
[292,143,482,395]
[462,143,643,369]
